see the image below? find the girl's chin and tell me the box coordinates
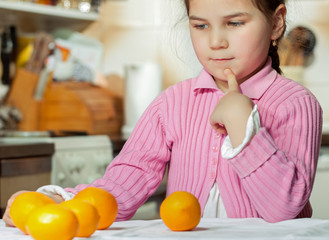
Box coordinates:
[212,72,229,81]
[211,70,235,81]
[213,76,228,83]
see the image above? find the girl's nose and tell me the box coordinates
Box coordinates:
[209,31,228,50]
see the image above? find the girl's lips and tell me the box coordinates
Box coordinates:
[211,58,234,62]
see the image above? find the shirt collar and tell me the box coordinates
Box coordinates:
[193,58,277,100]
[193,68,219,91]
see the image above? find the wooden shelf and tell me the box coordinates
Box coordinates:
[0,1,99,32]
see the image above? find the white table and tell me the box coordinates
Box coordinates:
[1,218,329,240]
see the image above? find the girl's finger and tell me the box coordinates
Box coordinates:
[224,68,239,92]
[209,120,227,135]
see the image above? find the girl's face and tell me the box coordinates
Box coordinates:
[188,0,280,89]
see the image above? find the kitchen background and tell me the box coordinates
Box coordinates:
[0,0,329,219]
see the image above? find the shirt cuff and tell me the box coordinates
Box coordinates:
[221,105,261,159]
[37,185,75,201]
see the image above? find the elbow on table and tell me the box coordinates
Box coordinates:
[262,209,310,223]
[115,211,136,222]
[263,215,294,223]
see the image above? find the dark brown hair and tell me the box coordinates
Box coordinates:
[183,0,286,74]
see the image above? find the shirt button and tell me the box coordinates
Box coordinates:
[210,172,216,180]
[212,146,219,152]
[215,132,221,138]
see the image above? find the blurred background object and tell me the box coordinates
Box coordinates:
[0,103,22,130]
[279,25,317,84]
[1,25,17,86]
[122,62,162,139]
[52,30,103,83]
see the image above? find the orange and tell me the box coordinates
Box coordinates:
[160,191,201,231]
[60,199,100,237]
[74,187,118,230]
[26,204,79,240]
[9,192,56,234]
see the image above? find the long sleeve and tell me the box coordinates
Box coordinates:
[225,88,322,222]
[65,94,171,221]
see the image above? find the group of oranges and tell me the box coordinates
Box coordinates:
[10,188,201,239]
[10,187,118,240]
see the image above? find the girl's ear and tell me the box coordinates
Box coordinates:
[271,4,287,41]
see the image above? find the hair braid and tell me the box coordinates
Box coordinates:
[268,41,282,74]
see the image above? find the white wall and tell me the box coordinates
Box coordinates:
[83,0,201,89]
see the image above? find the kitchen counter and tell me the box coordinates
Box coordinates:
[321,121,329,145]
[1,218,329,239]
[321,134,329,146]
[0,141,54,160]
[0,141,54,216]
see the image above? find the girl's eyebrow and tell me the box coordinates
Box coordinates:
[189,15,206,21]
[223,12,250,19]
[189,12,250,21]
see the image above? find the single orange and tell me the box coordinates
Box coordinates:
[74,187,118,230]
[9,192,56,234]
[60,199,100,237]
[160,191,201,231]
[26,204,79,240]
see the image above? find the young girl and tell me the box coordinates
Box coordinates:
[4,0,322,224]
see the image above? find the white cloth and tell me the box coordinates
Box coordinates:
[2,218,329,239]
[203,105,260,218]
[203,183,227,218]
[221,105,261,159]
[37,185,74,201]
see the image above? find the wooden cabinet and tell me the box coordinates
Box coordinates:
[0,141,54,216]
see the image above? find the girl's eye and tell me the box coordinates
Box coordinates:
[193,24,208,30]
[228,21,244,27]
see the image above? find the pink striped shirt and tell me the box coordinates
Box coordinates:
[66,59,322,223]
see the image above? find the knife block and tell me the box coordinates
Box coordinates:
[6,68,43,131]
[39,81,123,135]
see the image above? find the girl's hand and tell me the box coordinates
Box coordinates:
[3,191,64,227]
[210,69,254,148]
[3,190,30,227]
